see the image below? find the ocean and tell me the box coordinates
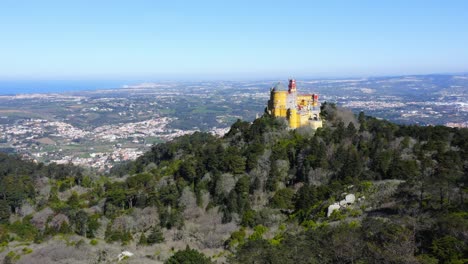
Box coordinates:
[0,80,126,95]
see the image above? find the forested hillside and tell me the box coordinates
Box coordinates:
[0,103,467,263]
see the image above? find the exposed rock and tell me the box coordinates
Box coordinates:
[345,194,356,204]
[118,251,134,261]
[328,193,357,217]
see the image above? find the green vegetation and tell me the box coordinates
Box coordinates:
[146,226,164,245]
[0,104,467,263]
[165,246,213,264]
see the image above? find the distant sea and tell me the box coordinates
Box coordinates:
[0,80,126,95]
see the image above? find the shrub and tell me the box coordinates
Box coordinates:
[8,218,39,241]
[22,247,33,254]
[241,210,256,227]
[329,210,345,221]
[248,225,268,241]
[227,228,246,248]
[4,251,20,263]
[359,181,373,193]
[165,246,213,264]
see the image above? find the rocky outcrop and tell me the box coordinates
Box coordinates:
[327,193,358,217]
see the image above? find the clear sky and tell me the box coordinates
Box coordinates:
[1,0,468,80]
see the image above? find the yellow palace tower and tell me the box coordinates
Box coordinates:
[267,79,323,129]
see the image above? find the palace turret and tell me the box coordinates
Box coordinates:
[267,79,322,129]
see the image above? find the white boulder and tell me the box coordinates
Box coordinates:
[339,199,347,207]
[345,194,356,204]
[327,203,341,217]
[118,251,134,261]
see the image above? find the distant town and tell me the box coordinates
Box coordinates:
[1,74,467,171]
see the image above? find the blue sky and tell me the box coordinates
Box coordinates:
[1,0,467,80]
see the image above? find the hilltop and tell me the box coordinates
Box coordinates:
[0,104,467,263]
[1,74,467,171]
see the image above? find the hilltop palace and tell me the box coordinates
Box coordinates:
[266,79,323,129]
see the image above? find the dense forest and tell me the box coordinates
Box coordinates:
[0,103,467,263]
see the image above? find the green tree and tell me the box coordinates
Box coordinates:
[178,158,197,183]
[362,218,417,263]
[345,122,357,138]
[373,150,393,179]
[358,111,367,132]
[67,191,81,209]
[234,176,250,214]
[165,246,213,264]
[74,210,89,237]
[138,233,147,245]
[270,188,294,209]
[147,226,164,245]
[0,200,10,224]
[332,121,345,143]
[431,236,465,263]
[87,214,100,238]
[223,147,246,174]
[339,146,363,182]
[294,185,330,218]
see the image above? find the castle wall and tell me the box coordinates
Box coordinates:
[288,108,298,129]
[309,120,323,129]
[267,81,322,130]
[272,91,288,117]
[299,113,310,127]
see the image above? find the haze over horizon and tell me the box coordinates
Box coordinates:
[1,0,468,82]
